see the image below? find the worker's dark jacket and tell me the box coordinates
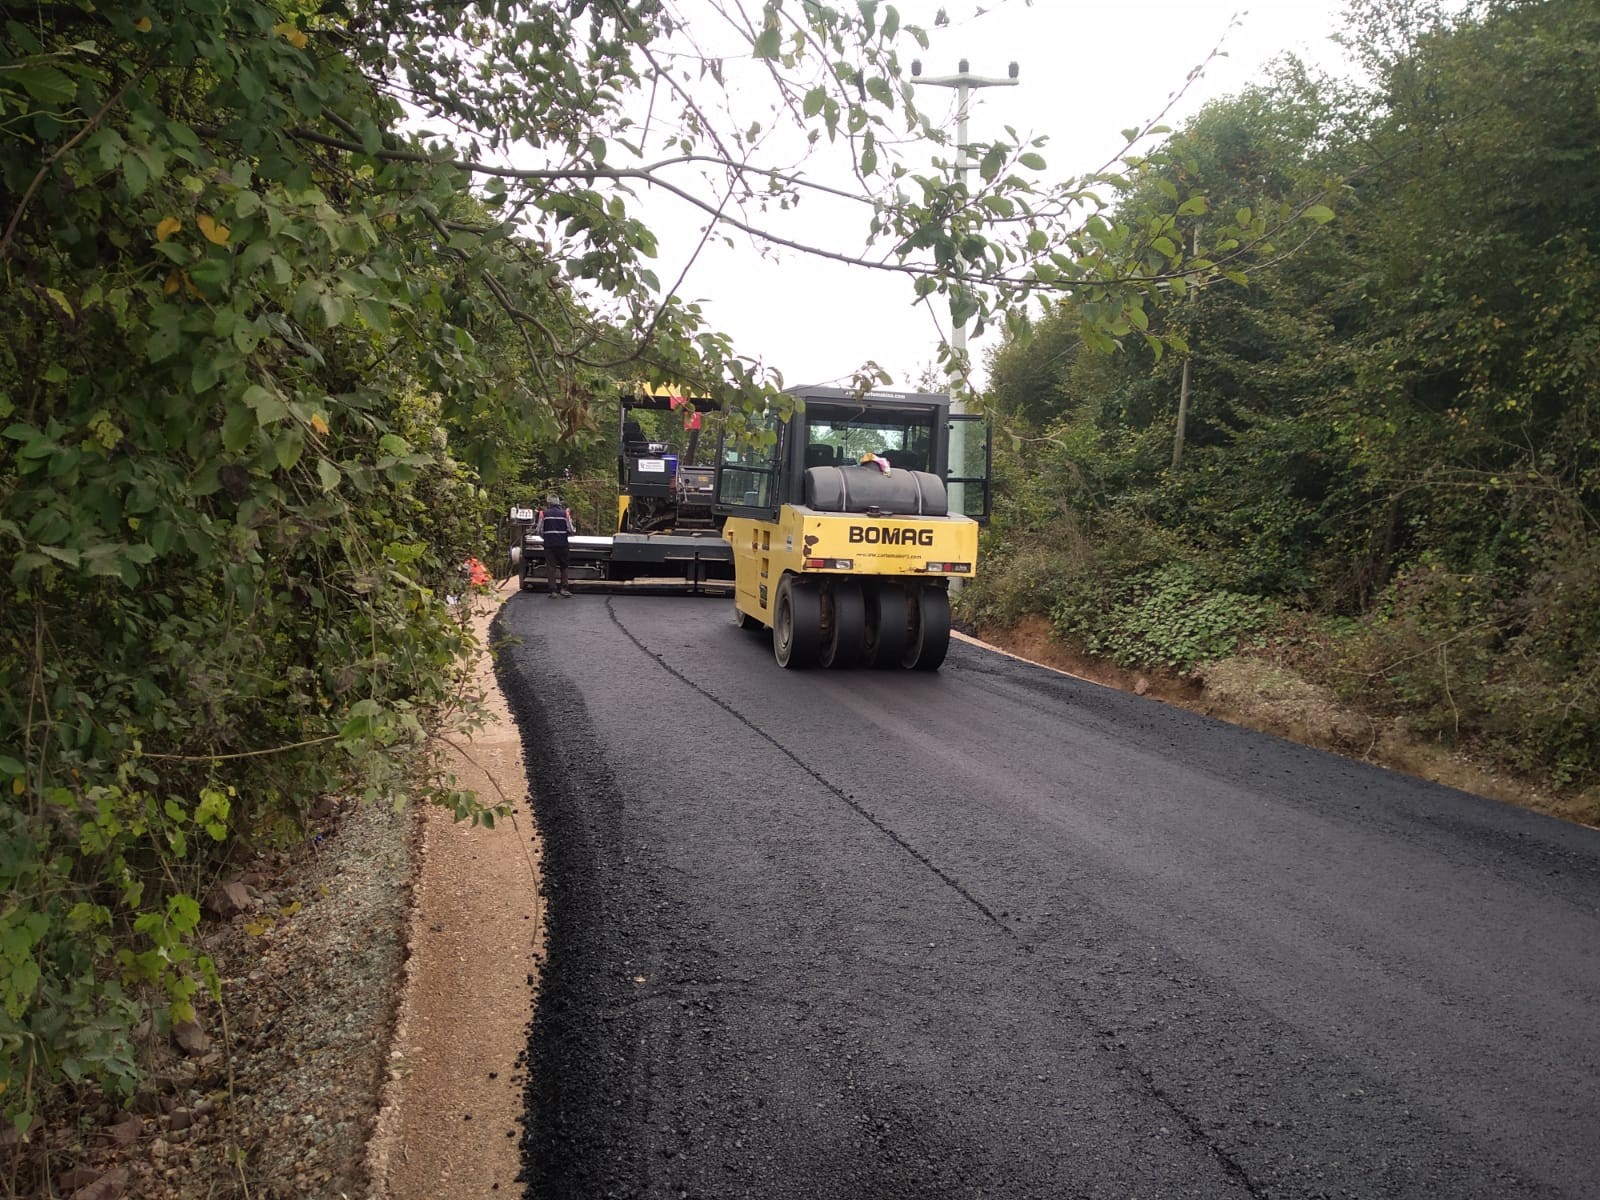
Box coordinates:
[538,508,573,547]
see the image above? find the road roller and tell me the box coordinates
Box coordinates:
[714,386,991,670]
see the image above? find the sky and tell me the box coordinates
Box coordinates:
[628,0,1359,392]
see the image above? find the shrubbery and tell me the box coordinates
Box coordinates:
[1051,563,1273,674]
[968,0,1600,797]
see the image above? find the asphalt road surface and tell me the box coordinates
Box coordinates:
[495,592,1600,1200]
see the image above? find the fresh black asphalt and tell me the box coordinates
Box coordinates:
[493,593,1600,1199]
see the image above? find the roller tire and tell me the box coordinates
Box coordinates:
[864,582,911,668]
[773,576,822,669]
[820,580,866,669]
[901,586,951,671]
[734,602,762,631]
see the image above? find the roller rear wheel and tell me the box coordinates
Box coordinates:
[901,586,951,671]
[864,582,911,668]
[820,580,866,669]
[734,602,761,631]
[773,576,822,669]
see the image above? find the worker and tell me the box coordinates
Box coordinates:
[537,495,576,597]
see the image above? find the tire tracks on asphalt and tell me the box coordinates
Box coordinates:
[606,598,1015,937]
[604,598,1270,1198]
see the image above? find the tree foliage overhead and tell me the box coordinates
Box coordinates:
[974,0,1600,799]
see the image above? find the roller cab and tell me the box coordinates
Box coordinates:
[715,387,991,670]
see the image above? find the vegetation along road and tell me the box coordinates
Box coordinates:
[497,593,1600,1199]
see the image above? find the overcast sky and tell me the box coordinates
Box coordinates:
[628,0,1357,392]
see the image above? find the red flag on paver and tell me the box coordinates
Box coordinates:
[669,394,702,429]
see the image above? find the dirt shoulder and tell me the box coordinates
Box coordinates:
[366,582,543,1198]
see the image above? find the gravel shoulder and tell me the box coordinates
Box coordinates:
[367,582,543,1199]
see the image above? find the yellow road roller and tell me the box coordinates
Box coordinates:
[714,387,990,670]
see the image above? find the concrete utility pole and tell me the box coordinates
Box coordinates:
[911,58,1018,516]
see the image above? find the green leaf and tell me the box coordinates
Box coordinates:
[122,152,149,197]
[1305,203,1335,225]
[190,357,219,394]
[357,298,391,333]
[244,385,288,424]
[753,26,781,59]
[168,895,201,935]
[802,87,826,118]
[316,458,341,492]
[237,66,265,105]
[81,544,125,578]
[146,322,180,363]
[11,552,50,581]
[318,291,348,330]
[222,403,256,452]
[273,426,305,471]
[1018,152,1046,171]
[12,64,75,106]
[5,960,41,1018]
[979,145,1005,182]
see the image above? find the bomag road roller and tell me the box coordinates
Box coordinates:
[713,386,991,670]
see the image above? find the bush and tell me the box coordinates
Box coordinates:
[960,531,1090,630]
[1052,562,1273,673]
[1313,536,1600,787]
[0,371,497,1128]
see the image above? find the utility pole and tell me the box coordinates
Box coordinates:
[911,58,1019,519]
[1171,225,1198,469]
